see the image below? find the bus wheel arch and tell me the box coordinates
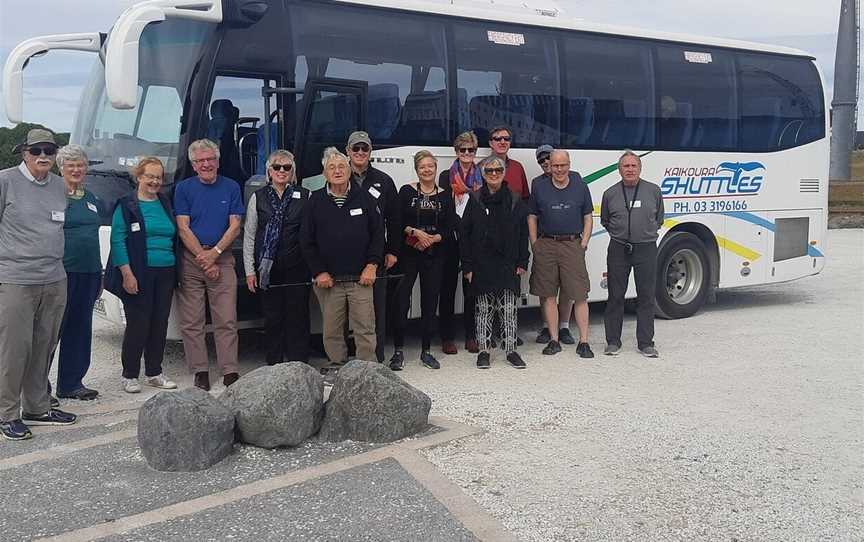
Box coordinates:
[655,225,718,319]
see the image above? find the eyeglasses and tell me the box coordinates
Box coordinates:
[140,173,163,181]
[351,144,370,153]
[271,164,293,172]
[491,136,511,142]
[458,147,477,154]
[537,155,550,165]
[483,167,505,175]
[550,163,569,169]
[191,156,218,165]
[27,146,57,156]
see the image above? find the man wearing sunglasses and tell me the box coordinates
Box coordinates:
[488,126,530,200]
[345,131,399,364]
[0,129,78,440]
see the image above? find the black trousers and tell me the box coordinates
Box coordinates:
[604,241,658,349]
[121,267,175,379]
[439,237,475,342]
[261,265,310,364]
[394,253,443,351]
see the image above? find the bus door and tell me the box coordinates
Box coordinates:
[292,78,368,190]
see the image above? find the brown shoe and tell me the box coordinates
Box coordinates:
[441,341,458,355]
[223,372,240,387]
[465,339,479,354]
[194,371,210,391]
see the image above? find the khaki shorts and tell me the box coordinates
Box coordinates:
[529,237,590,301]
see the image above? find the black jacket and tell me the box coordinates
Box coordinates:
[353,165,400,256]
[459,186,529,295]
[300,181,384,279]
[104,192,180,298]
[396,182,457,260]
[252,184,310,276]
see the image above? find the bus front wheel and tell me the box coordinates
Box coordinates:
[655,232,711,319]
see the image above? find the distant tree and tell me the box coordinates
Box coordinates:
[0,123,70,171]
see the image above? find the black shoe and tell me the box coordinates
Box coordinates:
[542,340,562,355]
[50,396,60,408]
[506,352,527,369]
[576,342,595,359]
[0,419,32,441]
[57,387,99,401]
[223,373,240,387]
[420,351,440,370]
[536,328,551,343]
[476,352,491,369]
[558,328,576,345]
[21,408,77,426]
[389,351,404,371]
[194,371,211,391]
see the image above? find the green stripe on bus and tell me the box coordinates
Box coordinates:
[583,151,653,184]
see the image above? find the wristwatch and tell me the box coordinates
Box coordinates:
[214,245,223,255]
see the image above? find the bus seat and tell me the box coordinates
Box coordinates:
[255,122,278,176]
[603,99,648,146]
[368,83,401,141]
[564,97,594,145]
[243,174,267,205]
[398,90,449,142]
[207,99,243,181]
[469,95,534,143]
[659,101,693,148]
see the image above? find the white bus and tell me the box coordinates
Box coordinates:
[3,0,828,335]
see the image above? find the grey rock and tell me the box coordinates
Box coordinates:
[219,363,324,448]
[319,360,432,443]
[137,387,235,472]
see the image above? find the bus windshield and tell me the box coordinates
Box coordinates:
[71,19,215,185]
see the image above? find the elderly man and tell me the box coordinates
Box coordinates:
[0,129,77,440]
[174,139,245,391]
[601,150,664,358]
[346,131,399,363]
[301,147,384,368]
[528,150,594,358]
[488,126,530,200]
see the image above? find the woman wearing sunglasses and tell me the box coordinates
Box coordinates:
[389,150,456,371]
[460,156,530,369]
[437,131,482,356]
[243,150,311,365]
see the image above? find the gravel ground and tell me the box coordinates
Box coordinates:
[49,229,862,541]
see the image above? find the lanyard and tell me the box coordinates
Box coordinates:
[621,181,640,242]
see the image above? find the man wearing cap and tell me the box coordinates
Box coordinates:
[0,129,78,440]
[528,150,594,358]
[530,144,554,192]
[489,126,530,200]
[346,131,399,363]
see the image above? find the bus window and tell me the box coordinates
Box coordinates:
[563,35,655,149]
[290,4,449,146]
[739,55,825,152]
[656,46,737,151]
[453,23,560,147]
[138,86,182,144]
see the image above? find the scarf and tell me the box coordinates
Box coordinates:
[448,160,483,198]
[258,185,292,289]
[480,185,514,259]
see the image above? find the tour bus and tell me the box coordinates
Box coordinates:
[3,0,828,337]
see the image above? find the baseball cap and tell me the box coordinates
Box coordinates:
[13,128,57,153]
[535,144,554,160]
[347,131,372,149]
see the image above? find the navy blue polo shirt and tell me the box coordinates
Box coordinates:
[173,175,245,246]
[528,172,593,236]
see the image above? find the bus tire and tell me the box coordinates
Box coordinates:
[655,232,711,319]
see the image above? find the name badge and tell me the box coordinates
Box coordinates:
[87,202,98,213]
[51,210,65,222]
[633,200,642,208]
[368,187,381,199]
[349,208,363,217]
[130,222,141,232]
[292,191,301,199]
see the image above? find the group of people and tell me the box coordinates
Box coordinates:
[0,124,665,442]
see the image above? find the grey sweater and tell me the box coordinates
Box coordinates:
[0,164,67,284]
[600,179,665,243]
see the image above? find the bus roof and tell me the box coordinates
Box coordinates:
[330,0,815,59]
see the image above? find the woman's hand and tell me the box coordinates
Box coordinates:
[246,274,257,293]
[122,273,139,295]
[464,271,473,283]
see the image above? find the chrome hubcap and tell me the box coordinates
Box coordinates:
[665,248,703,305]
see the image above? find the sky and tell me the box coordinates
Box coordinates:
[0,0,860,132]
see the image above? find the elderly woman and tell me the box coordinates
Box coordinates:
[389,150,456,371]
[45,145,104,401]
[460,156,530,369]
[243,150,311,365]
[437,131,482,356]
[105,157,178,393]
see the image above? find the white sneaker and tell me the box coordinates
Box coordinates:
[123,378,141,393]
[145,374,178,389]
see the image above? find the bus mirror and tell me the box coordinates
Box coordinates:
[105,0,223,109]
[2,32,102,124]
[224,0,269,27]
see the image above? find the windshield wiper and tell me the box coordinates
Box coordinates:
[87,168,135,188]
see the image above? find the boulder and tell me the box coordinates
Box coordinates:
[319,360,431,443]
[137,388,235,472]
[219,362,324,448]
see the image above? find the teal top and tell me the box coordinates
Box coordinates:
[63,189,103,273]
[111,199,176,268]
